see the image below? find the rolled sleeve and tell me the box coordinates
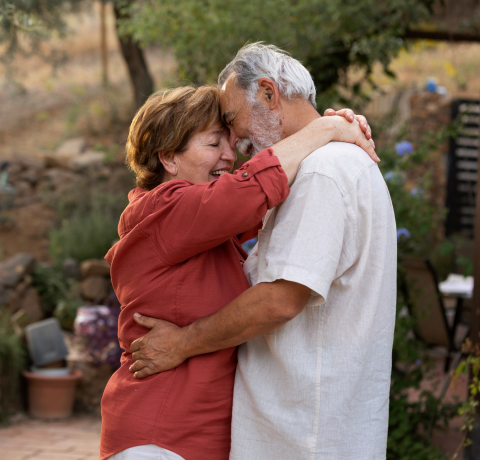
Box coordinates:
[256,172,346,304]
[233,149,289,208]
[138,148,289,265]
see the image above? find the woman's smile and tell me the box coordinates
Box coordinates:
[209,168,231,181]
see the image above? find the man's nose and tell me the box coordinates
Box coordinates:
[229,128,239,150]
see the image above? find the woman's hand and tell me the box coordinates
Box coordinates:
[270,108,378,185]
[324,108,374,145]
[314,114,379,163]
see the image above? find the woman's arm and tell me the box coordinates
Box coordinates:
[149,113,375,264]
[271,115,378,185]
[148,149,289,265]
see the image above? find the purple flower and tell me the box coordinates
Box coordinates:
[384,171,402,184]
[397,228,411,240]
[410,188,423,197]
[74,295,123,369]
[395,141,414,156]
[384,171,394,182]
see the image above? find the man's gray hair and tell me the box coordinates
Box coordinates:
[218,43,317,108]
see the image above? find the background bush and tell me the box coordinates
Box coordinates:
[0,312,26,423]
[46,170,130,266]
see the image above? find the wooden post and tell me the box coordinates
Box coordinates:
[100,0,108,88]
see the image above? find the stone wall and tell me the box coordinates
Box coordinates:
[0,253,42,328]
[0,252,117,415]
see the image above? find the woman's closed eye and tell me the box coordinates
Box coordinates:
[209,143,220,147]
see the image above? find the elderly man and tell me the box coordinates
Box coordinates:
[130,44,397,459]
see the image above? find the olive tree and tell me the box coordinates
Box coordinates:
[122,0,435,106]
[0,0,153,109]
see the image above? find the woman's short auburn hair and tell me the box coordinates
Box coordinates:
[126,85,221,191]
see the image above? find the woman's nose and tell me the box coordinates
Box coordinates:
[221,144,237,162]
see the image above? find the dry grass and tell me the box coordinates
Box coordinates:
[0,2,175,160]
[369,41,480,100]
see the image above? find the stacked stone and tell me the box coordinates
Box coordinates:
[0,253,42,325]
[4,137,113,207]
[43,138,107,172]
[79,259,111,303]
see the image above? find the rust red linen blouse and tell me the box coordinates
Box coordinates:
[100,149,289,460]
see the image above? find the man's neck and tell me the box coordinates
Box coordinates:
[281,100,321,138]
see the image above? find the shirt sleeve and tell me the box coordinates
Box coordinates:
[256,172,346,304]
[146,148,289,265]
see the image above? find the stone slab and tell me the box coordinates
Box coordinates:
[44,138,87,168]
[0,253,35,288]
[80,276,110,301]
[80,259,110,279]
[69,151,105,172]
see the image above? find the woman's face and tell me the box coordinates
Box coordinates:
[161,121,237,184]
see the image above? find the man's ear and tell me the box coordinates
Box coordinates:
[159,152,178,177]
[257,78,280,110]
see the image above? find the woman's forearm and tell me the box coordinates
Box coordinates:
[270,116,335,185]
[271,115,378,185]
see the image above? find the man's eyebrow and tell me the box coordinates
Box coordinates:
[222,112,234,124]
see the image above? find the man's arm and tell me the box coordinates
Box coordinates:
[129,279,311,379]
[131,163,348,379]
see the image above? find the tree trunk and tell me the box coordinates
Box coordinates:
[100,0,108,89]
[100,0,108,88]
[113,0,154,110]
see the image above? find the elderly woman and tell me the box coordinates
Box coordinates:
[100,85,375,460]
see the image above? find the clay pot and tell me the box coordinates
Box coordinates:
[23,368,83,419]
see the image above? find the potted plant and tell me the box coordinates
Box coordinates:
[22,365,82,419]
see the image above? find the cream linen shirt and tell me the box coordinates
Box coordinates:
[230,142,397,460]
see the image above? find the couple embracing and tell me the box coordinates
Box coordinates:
[100,43,397,460]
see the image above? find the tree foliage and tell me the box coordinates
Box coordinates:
[122,0,435,106]
[0,0,85,80]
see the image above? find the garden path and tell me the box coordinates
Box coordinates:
[0,415,101,460]
[0,357,469,460]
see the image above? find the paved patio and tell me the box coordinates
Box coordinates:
[0,359,469,460]
[1,415,102,460]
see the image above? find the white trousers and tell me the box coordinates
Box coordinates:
[109,444,185,460]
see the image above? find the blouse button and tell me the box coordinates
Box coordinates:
[242,172,248,177]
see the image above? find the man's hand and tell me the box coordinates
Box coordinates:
[324,108,375,149]
[129,313,187,379]
[130,280,309,379]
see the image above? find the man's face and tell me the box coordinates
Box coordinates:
[220,74,283,158]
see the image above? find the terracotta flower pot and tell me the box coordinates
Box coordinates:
[22,368,83,419]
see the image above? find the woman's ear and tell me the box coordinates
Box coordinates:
[159,152,178,177]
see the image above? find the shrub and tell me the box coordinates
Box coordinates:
[31,264,71,316]
[0,312,26,423]
[374,118,463,458]
[53,283,83,330]
[49,189,128,266]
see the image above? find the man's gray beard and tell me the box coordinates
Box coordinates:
[236,102,283,158]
